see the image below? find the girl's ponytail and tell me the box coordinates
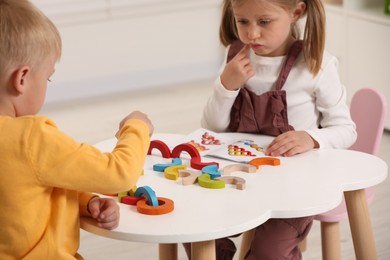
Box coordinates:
[303,0,326,76]
[219,0,239,47]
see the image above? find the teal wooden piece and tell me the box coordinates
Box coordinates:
[201,164,221,179]
[153,158,182,172]
[134,186,159,206]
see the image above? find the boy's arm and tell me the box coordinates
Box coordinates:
[79,192,99,217]
[30,116,151,194]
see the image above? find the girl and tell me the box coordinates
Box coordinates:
[199,0,357,259]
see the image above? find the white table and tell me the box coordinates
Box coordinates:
[80,133,388,260]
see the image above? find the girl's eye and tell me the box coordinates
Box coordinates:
[236,19,248,25]
[258,20,271,26]
[47,78,52,82]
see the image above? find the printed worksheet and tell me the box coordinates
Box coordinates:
[176,128,269,163]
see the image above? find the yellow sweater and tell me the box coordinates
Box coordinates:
[0,116,150,259]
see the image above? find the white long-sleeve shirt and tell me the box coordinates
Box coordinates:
[201,46,357,149]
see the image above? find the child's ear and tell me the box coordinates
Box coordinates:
[292,2,306,21]
[13,66,30,94]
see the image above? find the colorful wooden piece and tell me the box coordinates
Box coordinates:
[190,158,219,171]
[198,174,225,189]
[217,176,246,190]
[153,158,182,172]
[201,164,221,179]
[128,185,137,197]
[134,186,159,206]
[136,197,174,215]
[170,143,219,170]
[178,169,201,185]
[222,164,257,175]
[249,157,280,169]
[171,143,201,160]
[118,190,129,202]
[148,140,171,158]
[164,165,187,180]
[121,195,143,205]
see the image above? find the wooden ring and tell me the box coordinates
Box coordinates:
[136,197,174,215]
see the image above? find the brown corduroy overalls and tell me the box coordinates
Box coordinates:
[228,40,301,135]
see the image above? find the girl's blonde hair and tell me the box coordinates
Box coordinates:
[220,0,325,76]
[0,0,62,77]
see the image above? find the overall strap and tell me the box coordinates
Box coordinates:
[274,40,303,90]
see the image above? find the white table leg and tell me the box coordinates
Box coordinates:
[344,189,377,260]
[159,243,178,260]
[191,240,216,260]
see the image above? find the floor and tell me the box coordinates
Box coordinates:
[40,80,390,259]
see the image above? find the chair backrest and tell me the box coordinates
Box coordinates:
[348,88,388,156]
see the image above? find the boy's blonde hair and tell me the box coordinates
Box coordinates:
[220,0,325,76]
[0,0,62,78]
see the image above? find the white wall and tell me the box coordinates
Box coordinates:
[324,3,390,129]
[32,0,223,103]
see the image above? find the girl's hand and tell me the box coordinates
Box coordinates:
[88,197,120,230]
[266,131,319,157]
[221,44,255,91]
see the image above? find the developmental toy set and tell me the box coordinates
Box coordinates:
[147,140,279,190]
[107,131,280,216]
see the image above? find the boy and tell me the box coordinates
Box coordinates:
[0,0,154,259]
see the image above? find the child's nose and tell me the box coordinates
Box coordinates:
[247,25,260,40]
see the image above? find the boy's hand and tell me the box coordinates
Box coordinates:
[117,110,154,137]
[220,44,254,91]
[88,197,120,230]
[266,131,319,157]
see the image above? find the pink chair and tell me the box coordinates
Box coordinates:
[314,87,388,260]
[238,88,388,260]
